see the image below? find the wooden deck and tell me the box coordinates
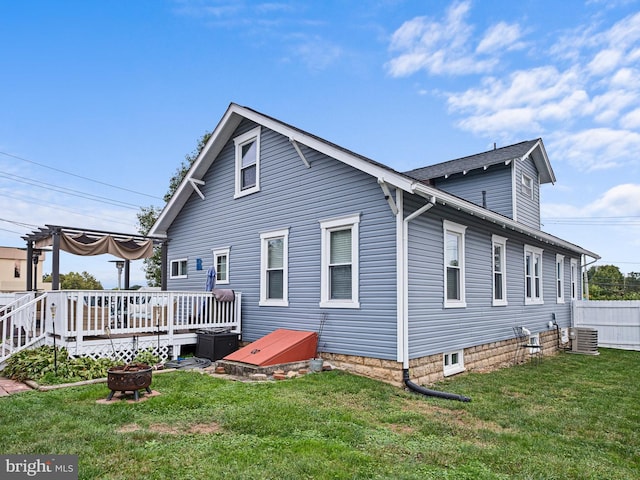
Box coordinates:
[0,289,241,366]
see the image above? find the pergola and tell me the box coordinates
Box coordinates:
[22,225,166,291]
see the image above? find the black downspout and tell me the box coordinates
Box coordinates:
[403,369,471,403]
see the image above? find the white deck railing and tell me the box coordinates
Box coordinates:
[1,290,241,364]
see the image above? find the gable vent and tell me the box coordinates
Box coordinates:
[570,327,599,355]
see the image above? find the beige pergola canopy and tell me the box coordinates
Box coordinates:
[23,225,165,290]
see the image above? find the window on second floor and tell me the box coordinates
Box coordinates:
[492,235,508,306]
[556,254,565,304]
[260,229,289,306]
[524,245,543,305]
[234,126,261,198]
[170,258,188,279]
[521,173,533,199]
[444,220,467,308]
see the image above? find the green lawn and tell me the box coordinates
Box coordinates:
[1,348,638,479]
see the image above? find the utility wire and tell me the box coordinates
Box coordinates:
[0,150,163,201]
[2,191,136,228]
[0,171,143,210]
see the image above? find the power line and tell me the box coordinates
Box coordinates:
[1,191,137,228]
[0,171,142,210]
[0,150,163,201]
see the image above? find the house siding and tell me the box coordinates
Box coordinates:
[405,193,577,360]
[515,156,541,229]
[433,163,513,219]
[166,119,400,360]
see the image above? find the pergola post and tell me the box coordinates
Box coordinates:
[52,229,60,290]
[26,240,34,291]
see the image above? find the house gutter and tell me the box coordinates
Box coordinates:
[397,192,471,402]
[399,193,436,370]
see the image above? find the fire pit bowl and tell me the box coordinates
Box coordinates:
[106,363,153,401]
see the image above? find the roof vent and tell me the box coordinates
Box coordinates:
[570,327,599,355]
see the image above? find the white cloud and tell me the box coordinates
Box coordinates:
[386,0,509,76]
[541,183,640,219]
[620,108,640,129]
[587,48,623,75]
[549,128,640,171]
[288,36,343,71]
[590,183,640,216]
[476,21,525,54]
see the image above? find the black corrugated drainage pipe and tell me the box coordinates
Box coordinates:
[403,369,471,403]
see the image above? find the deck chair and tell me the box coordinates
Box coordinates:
[513,326,543,365]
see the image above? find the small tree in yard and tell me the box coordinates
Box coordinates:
[43,271,103,290]
[137,131,212,286]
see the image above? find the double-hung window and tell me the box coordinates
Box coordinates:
[492,235,508,306]
[443,220,467,308]
[320,214,360,308]
[521,173,533,199]
[570,258,578,301]
[170,258,188,279]
[234,126,261,198]
[524,245,544,304]
[260,229,289,306]
[212,248,230,285]
[556,254,565,304]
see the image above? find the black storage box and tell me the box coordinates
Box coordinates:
[196,331,239,361]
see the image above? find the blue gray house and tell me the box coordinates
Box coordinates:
[149,103,599,386]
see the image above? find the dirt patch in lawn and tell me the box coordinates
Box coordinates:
[117,422,222,435]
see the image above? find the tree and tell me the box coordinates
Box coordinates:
[137,131,213,286]
[43,271,103,290]
[588,265,624,299]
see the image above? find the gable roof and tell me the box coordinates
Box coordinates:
[149,103,597,260]
[404,139,556,184]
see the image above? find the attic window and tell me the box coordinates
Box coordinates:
[521,174,533,199]
[234,126,261,198]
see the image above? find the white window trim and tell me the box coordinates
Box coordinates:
[521,173,533,199]
[443,350,465,377]
[169,258,188,279]
[570,258,579,301]
[524,245,544,305]
[260,229,289,307]
[234,126,261,198]
[443,220,467,308]
[319,214,360,309]
[492,234,508,306]
[556,254,565,304]
[212,247,230,285]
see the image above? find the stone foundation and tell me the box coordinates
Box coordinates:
[321,329,559,388]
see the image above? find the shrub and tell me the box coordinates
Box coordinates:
[3,346,118,384]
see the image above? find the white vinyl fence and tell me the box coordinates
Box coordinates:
[573,300,640,351]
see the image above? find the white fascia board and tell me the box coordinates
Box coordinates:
[232,104,417,193]
[523,139,556,185]
[412,183,600,260]
[149,105,243,236]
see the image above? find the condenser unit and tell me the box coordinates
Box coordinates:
[570,327,599,355]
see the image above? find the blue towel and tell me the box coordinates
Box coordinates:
[205,266,216,291]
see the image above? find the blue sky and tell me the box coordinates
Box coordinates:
[1,0,639,288]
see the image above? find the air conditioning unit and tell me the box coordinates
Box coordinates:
[570,327,599,355]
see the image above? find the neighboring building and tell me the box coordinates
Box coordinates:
[149,104,599,386]
[0,247,52,293]
[0,246,52,306]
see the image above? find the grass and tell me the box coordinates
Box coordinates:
[1,348,638,479]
